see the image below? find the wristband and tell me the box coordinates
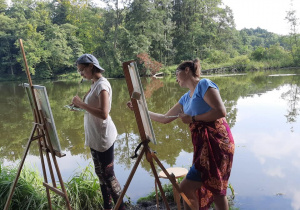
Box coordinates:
[192,116,196,123]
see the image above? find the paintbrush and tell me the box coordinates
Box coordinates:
[165,115,179,118]
[165,107,184,118]
[76,78,83,96]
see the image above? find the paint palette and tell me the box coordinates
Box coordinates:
[64,105,86,112]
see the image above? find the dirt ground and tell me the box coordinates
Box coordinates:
[126,200,179,210]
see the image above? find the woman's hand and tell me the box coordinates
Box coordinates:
[127,101,134,111]
[178,113,193,124]
[72,96,83,108]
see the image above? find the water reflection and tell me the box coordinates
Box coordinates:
[231,83,300,210]
[0,69,300,209]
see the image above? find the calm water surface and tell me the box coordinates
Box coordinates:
[1,69,300,209]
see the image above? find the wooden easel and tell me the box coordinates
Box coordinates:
[4,39,71,210]
[114,61,196,210]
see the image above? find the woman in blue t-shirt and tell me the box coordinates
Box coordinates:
[131,59,235,210]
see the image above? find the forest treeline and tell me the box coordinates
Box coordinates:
[0,0,299,79]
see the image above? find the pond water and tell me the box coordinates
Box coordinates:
[1,69,300,209]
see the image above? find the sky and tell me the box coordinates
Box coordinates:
[222,0,300,35]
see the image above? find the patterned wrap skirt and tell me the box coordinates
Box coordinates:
[189,118,235,210]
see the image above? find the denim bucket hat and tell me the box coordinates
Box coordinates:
[76,54,105,72]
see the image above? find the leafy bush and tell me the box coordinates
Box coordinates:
[160,65,177,75]
[206,50,230,64]
[136,53,163,76]
[292,46,300,66]
[246,61,266,71]
[264,43,288,60]
[251,46,266,60]
[232,55,250,70]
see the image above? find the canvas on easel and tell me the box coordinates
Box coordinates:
[24,83,62,153]
[127,62,156,145]
[4,39,71,210]
[114,61,196,210]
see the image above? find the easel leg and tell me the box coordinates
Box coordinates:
[4,124,37,210]
[149,159,170,210]
[114,147,146,210]
[37,139,72,210]
[155,180,159,209]
[50,151,72,209]
[172,183,181,210]
[45,150,57,187]
[40,129,72,210]
[151,153,196,210]
[37,137,53,210]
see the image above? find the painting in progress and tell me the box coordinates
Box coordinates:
[24,83,62,152]
[128,62,157,145]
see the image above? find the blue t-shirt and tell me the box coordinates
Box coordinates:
[178,78,219,116]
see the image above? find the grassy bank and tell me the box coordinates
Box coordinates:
[136,177,237,210]
[0,163,103,210]
[0,163,238,209]
[159,55,298,76]
[1,56,298,82]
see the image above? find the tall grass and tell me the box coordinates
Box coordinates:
[55,163,103,210]
[0,163,103,210]
[0,164,48,210]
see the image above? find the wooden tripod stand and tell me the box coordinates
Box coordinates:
[114,61,195,210]
[4,39,71,210]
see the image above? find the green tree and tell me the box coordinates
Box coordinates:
[42,23,84,76]
[51,0,71,24]
[251,46,266,60]
[0,13,19,76]
[0,0,7,11]
[264,43,290,60]
[6,0,48,76]
[285,0,300,65]
[172,0,235,61]
[125,0,155,55]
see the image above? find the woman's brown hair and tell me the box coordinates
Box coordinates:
[177,58,201,77]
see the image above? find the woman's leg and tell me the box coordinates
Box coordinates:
[180,178,229,210]
[213,194,229,210]
[179,178,202,210]
[91,145,124,210]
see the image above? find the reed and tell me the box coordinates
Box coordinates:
[0,164,48,210]
[53,163,103,210]
[0,163,103,210]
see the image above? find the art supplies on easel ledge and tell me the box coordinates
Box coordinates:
[4,39,72,210]
[113,61,196,210]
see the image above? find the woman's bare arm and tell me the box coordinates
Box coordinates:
[127,101,183,124]
[73,90,109,119]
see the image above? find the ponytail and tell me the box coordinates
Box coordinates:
[177,58,201,78]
